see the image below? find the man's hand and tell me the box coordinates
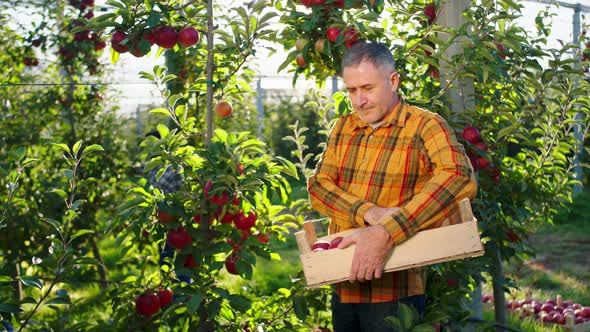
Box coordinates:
[364,206,400,225]
[338,225,394,282]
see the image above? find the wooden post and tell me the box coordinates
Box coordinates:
[302,221,317,248]
[439,2,480,328]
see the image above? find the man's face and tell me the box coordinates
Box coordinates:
[343,60,399,125]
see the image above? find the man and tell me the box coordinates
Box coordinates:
[307,42,477,331]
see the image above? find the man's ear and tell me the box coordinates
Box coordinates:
[389,71,400,92]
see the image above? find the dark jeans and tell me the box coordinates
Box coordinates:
[331,293,426,332]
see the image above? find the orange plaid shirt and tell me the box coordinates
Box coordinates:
[308,101,477,303]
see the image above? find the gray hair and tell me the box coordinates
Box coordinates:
[342,42,396,73]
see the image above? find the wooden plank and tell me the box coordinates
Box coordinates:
[300,221,484,288]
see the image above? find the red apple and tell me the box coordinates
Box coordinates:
[328,236,343,249]
[295,53,307,67]
[157,288,173,308]
[135,293,160,316]
[158,210,176,223]
[142,30,155,45]
[469,156,479,171]
[471,141,487,155]
[32,38,42,47]
[220,212,235,224]
[214,101,233,118]
[477,157,490,170]
[581,307,590,318]
[428,65,439,78]
[343,28,359,48]
[312,240,331,252]
[461,126,481,144]
[225,252,240,275]
[192,214,202,224]
[110,31,129,53]
[424,4,436,24]
[178,27,199,47]
[505,230,519,242]
[184,254,200,268]
[237,164,245,175]
[153,26,177,49]
[326,26,341,43]
[84,10,94,19]
[257,233,269,243]
[167,227,192,249]
[300,0,313,7]
[94,40,106,51]
[541,303,555,313]
[496,43,507,59]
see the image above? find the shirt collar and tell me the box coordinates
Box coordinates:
[351,101,407,129]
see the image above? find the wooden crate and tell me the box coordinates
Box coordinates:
[295,198,485,288]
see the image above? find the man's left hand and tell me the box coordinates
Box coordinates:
[337,225,394,282]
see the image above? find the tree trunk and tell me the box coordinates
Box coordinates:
[492,249,507,332]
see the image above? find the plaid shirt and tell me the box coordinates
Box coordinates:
[308,101,477,303]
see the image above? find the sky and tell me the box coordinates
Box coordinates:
[8,0,589,116]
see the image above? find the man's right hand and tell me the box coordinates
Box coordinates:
[364,206,399,225]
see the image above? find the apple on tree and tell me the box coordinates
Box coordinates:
[167,227,192,249]
[178,27,199,47]
[110,31,129,53]
[295,53,307,67]
[326,26,341,43]
[424,4,436,24]
[157,288,173,308]
[153,25,177,49]
[315,38,326,54]
[135,293,160,316]
[214,101,233,118]
[225,252,240,275]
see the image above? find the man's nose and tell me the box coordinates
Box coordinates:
[355,93,367,107]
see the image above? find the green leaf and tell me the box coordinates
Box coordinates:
[21,276,42,289]
[146,11,161,28]
[156,124,170,138]
[110,47,120,64]
[292,295,309,320]
[384,316,402,331]
[0,276,12,283]
[399,303,416,331]
[70,229,94,242]
[20,297,37,304]
[187,290,203,315]
[52,143,70,155]
[412,323,436,332]
[82,144,104,156]
[63,169,74,180]
[228,294,251,312]
[49,188,67,199]
[15,146,26,161]
[72,140,83,157]
[42,218,61,233]
[0,303,23,313]
[150,108,171,117]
